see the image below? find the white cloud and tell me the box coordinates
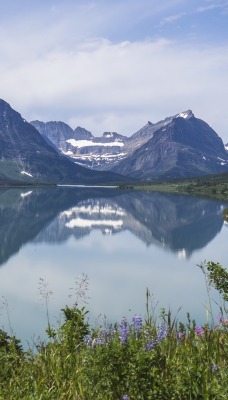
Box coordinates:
[1,37,228,142]
[197,0,228,13]
[160,12,187,25]
[0,1,227,142]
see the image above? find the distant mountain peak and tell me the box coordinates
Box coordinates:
[0,99,22,121]
[74,126,93,139]
[0,98,11,107]
[102,132,125,140]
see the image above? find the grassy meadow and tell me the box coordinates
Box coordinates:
[120,172,228,203]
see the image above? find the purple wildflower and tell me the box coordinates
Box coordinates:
[132,314,142,334]
[195,326,204,335]
[178,332,184,339]
[96,334,108,345]
[146,339,156,351]
[157,323,167,342]
[120,318,129,344]
[211,364,218,372]
[146,323,167,351]
[122,396,130,400]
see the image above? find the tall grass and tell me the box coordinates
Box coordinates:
[0,262,227,400]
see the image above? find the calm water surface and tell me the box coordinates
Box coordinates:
[0,187,227,346]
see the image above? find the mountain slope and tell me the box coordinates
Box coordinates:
[31,110,228,180]
[111,112,228,179]
[0,100,126,184]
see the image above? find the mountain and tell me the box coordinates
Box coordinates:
[225,143,228,152]
[29,120,74,152]
[31,110,228,180]
[112,110,228,179]
[30,119,129,170]
[0,100,126,184]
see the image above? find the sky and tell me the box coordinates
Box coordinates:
[0,0,228,142]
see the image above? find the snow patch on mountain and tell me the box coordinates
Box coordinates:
[66,139,124,148]
[21,170,33,177]
[177,112,190,119]
[103,133,113,138]
[67,153,127,161]
[175,110,194,120]
[21,191,33,198]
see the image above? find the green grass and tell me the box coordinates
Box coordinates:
[0,261,227,400]
[120,172,228,202]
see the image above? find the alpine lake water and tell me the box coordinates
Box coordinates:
[0,186,227,348]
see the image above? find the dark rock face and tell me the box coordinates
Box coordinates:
[0,100,56,159]
[111,113,228,179]
[0,99,126,184]
[30,120,74,152]
[32,109,228,179]
[30,122,95,151]
[74,127,94,140]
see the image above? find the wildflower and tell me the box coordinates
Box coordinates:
[146,323,167,351]
[120,318,129,344]
[132,314,142,334]
[211,364,218,372]
[178,332,184,339]
[122,396,130,400]
[217,314,222,323]
[146,339,156,351]
[216,315,228,326]
[85,335,93,347]
[95,328,110,345]
[195,326,204,335]
[157,323,167,342]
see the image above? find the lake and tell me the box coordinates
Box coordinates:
[0,186,227,347]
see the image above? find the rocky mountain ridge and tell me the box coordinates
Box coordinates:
[31,110,228,179]
[0,99,126,184]
[31,119,129,170]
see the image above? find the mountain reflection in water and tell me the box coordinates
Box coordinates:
[0,186,226,267]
